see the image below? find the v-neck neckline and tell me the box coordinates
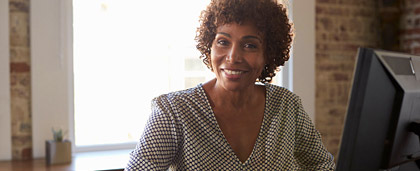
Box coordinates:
[198,83,271,165]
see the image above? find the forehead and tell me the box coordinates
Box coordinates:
[216,22,263,39]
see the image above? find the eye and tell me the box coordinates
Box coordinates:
[217,39,229,46]
[244,43,257,49]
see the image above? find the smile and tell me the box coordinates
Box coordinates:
[224,69,244,75]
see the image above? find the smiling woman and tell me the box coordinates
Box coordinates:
[204,22,267,162]
[125,0,335,170]
[209,22,265,92]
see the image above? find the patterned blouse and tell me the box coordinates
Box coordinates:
[125,83,335,170]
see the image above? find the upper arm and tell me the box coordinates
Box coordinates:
[125,96,181,170]
[293,97,336,170]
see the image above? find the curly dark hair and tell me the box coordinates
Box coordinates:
[195,0,294,83]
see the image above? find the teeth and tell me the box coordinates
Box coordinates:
[225,69,243,75]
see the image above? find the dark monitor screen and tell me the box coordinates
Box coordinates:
[336,48,420,170]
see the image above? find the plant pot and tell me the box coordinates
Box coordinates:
[45,140,72,165]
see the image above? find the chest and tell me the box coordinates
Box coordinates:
[177,105,299,169]
[213,105,265,162]
[214,108,264,138]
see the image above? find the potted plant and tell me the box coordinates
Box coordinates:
[46,128,72,165]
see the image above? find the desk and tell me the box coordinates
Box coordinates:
[0,149,130,171]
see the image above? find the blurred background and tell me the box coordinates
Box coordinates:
[0,0,416,165]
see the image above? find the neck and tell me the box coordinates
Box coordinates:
[204,79,264,109]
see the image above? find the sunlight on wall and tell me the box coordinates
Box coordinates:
[73,0,211,147]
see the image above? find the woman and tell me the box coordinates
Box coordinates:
[125,0,335,170]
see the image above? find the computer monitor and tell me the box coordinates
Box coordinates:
[336,47,420,170]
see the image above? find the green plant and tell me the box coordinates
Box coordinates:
[52,128,65,142]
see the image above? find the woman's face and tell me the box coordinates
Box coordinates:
[210,22,265,91]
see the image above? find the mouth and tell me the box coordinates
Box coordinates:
[223,69,245,75]
[221,68,247,80]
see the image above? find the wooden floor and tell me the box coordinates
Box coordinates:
[0,150,130,171]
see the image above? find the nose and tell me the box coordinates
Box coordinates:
[226,44,243,63]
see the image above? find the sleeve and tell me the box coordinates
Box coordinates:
[125,96,181,171]
[293,97,336,171]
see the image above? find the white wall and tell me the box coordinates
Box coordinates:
[0,0,12,161]
[31,0,73,158]
[292,0,316,121]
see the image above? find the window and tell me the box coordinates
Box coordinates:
[73,0,290,151]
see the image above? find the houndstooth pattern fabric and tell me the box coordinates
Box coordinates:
[125,83,335,170]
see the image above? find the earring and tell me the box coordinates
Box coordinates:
[264,64,272,82]
[264,64,270,74]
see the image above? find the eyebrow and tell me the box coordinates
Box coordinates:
[216,32,262,43]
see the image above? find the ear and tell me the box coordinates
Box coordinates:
[207,56,213,72]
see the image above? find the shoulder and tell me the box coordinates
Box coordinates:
[152,84,205,107]
[265,83,301,105]
[148,85,205,122]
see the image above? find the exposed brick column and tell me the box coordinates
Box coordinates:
[315,0,381,158]
[401,0,420,54]
[9,0,32,160]
[379,0,402,52]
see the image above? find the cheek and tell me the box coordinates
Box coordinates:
[253,58,266,77]
[209,51,219,72]
[210,48,224,64]
[252,55,266,70]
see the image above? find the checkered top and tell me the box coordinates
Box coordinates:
[125,83,335,170]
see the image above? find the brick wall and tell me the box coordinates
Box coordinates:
[315,0,381,158]
[315,0,420,160]
[401,0,420,54]
[9,0,32,160]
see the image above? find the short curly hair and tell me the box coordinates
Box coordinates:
[195,0,294,83]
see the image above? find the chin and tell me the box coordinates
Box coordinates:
[219,78,254,92]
